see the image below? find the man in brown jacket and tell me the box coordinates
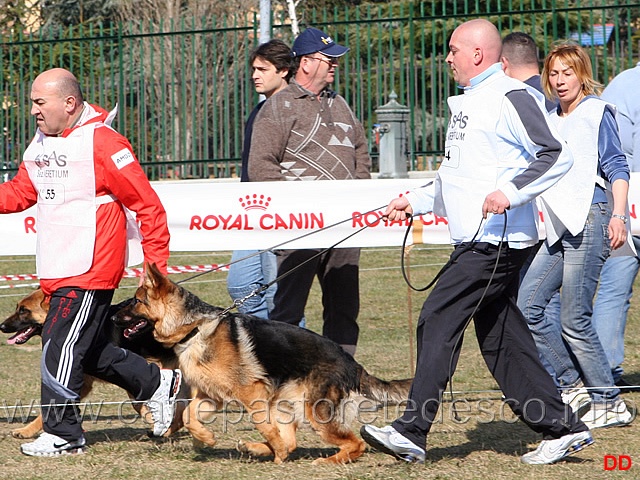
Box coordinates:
[248,27,371,356]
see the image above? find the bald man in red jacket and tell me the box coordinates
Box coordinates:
[0,68,181,457]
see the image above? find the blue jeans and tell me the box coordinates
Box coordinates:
[226,250,277,319]
[592,239,640,382]
[518,203,620,404]
[519,243,564,384]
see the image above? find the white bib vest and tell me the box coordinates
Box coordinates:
[540,97,609,244]
[439,75,537,244]
[440,91,501,237]
[24,125,98,278]
[23,104,144,278]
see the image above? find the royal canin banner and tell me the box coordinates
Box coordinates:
[1,175,639,256]
[0,178,446,255]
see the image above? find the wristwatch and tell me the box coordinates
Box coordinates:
[612,214,628,224]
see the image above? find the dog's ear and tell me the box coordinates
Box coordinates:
[143,262,158,289]
[143,262,169,290]
[34,288,49,311]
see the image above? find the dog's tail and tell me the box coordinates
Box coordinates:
[358,369,412,405]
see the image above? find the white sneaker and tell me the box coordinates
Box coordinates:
[146,368,182,437]
[520,430,593,465]
[21,432,86,457]
[560,385,591,417]
[580,399,634,429]
[360,424,426,463]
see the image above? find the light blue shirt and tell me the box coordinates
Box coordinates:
[601,63,640,171]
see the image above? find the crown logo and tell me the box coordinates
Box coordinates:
[239,194,271,211]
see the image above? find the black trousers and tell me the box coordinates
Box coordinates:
[270,247,361,346]
[392,243,588,448]
[40,288,160,441]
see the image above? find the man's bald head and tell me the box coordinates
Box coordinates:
[30,68,85,136]
[32,68,84,103]
[446,19,502,87]
[455,19,502,62]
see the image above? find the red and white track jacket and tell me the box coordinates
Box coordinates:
[0,103,169,295]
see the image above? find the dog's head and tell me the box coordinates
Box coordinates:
[0,289,49,345]
[108,297,153,338]
[113,263,199,347]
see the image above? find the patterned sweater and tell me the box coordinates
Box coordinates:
[247,79,371,181]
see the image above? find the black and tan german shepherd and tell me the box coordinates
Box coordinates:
[113,263,412,464]
[0,288,218,447]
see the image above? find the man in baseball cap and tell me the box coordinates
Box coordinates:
[291,27,349,58]
[286,27,349,95]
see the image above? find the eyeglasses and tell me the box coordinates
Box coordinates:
[308,56,339,66]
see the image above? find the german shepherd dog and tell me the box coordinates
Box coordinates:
[0,288,218,447]
[114,263,412,464]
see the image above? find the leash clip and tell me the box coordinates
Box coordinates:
[220,287,263,317]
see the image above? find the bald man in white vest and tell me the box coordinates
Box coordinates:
[361,19,592,466]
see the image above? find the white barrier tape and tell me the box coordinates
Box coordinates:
[0,264,229,286]
[0,274,39,282]
[124,264,229,278]
[0,282,41,290]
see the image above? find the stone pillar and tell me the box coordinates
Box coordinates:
[375,91,410,178]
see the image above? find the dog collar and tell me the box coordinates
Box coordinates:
[178,326,200,345]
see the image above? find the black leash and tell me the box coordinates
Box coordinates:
[398,209,508,420]
[400,214,486,292]
[215,205,389,316]
[447,212,508,420]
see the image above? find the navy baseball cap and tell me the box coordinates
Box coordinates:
[291,28,349,58]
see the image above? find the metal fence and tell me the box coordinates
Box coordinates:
[2,0,640,181]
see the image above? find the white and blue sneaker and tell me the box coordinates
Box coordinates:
[520,430,593,465]
[146,368,182,437]
[360,424,426,463]
[21,432,86,457]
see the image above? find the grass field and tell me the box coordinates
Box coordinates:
[0,247,638,480]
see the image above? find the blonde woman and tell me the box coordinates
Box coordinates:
[518,43,632,428]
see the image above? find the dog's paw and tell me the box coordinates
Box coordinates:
[11,427,39,439]
[236,440,249,454]
[236,440,276,458]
